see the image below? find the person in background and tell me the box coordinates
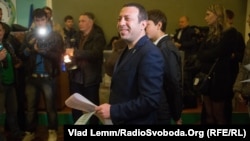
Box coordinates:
[63,15,77,48]
[29,6,64,39]
[200,8,246,124]
[95,3,164,124]
[20,8,64,141]
[1,6,28,133]
[233,13,250,119]
[196,4,237,124]
[173,16,199,109]
[0,8,11,32]
[104,36,126,77]
[65,12,106,124]
[145,9,183,124]
[225,9,245,124]
[0,22,24,140]
[43,6,64,38]
[105,36,120,50]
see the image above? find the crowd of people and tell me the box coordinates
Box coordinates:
[0,2,249,141]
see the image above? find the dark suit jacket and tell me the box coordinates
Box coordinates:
[174,26,198,58]
[109,36,164,124]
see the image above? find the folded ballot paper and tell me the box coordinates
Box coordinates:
[240,64,250,83]
[65,93,113,125]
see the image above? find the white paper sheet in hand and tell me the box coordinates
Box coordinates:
[65,93,96,113]
[65,93,113,125]
[75,112,95,125]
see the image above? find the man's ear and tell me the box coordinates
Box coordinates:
[141,20,148,29]
[157,22,162,30]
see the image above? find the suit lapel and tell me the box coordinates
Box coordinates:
[113,48,137,74]
[113,36,148,74]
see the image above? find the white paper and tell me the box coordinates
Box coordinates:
[239,64,250,83]
[74,112,95,125]
[65,93,96,113]
[244,64,250,71]
[193,78,199,85]
[65,93,113,125]
[240,79,250,83]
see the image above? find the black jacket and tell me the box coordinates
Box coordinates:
[156,35,183,123]
[174,26,198,58]
[197,27,238,101]
[69,24,106,86]
[21,30,64,78]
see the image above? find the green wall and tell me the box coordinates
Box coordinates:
[13,0,247,42]
[52,0,247,43]
[16,0,46,27]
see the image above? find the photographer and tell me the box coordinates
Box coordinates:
[20,8,64,141]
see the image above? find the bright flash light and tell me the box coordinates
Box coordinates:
[64,55,71,63]
[38,27,47,36]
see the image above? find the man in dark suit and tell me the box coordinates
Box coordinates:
[173,16,199,109]
[146,9,183,124]
[95,2,164,124]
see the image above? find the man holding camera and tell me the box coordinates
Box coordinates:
[20,8,64,141]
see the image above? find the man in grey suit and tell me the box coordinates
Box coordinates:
[95,2,164,124]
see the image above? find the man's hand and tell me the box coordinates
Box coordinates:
[34,42,47,54]
[175,118,182,125]
[28,37,36,45]
[235,92,247,104]
[174,42,181,49]
[34,42,39,51]
[65,48,74,57]
[95,103,111,119]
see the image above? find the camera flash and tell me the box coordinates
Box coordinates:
[38,27,47,36]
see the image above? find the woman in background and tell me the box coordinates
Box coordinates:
[197,4,238,124]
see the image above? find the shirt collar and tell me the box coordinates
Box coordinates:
[153,34,168,45]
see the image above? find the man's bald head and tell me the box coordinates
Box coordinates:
[178,16,189,29]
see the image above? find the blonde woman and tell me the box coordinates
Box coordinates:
[197,4,239,124]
